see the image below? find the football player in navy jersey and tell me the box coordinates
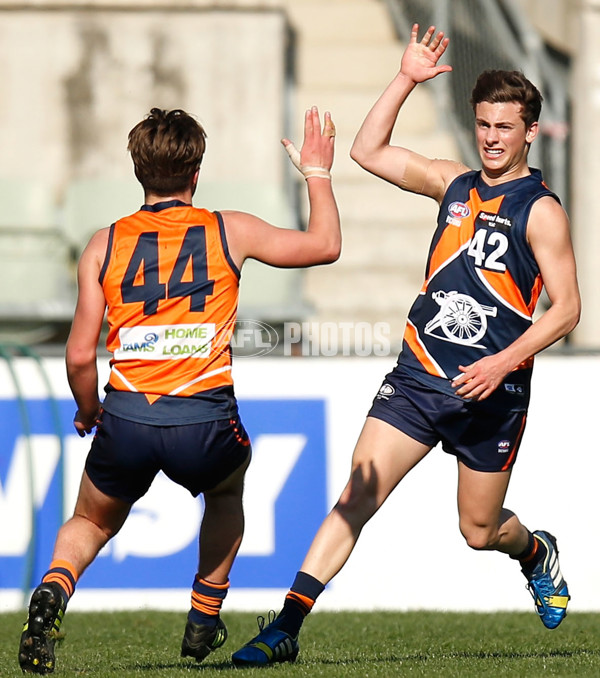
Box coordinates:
[232,24,580,667]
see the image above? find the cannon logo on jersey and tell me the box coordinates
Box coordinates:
[423,290,497,348]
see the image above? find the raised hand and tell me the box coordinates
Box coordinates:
[400,24,452,84]
[282,106,335,179]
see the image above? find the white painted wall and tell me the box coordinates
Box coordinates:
[0,8,287,195]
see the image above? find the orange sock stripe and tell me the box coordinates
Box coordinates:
[190,597,221,615]
[190,590,226,615]
[43,573,75,598]
[189,577,229,616]
[42,560,79,599]
[197,577,230,590]
[48,559,79,584]
[191,602,219,615]
[521,538,539,563]
[286,591,315,614]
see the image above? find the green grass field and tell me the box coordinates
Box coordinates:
[1,610,599,677]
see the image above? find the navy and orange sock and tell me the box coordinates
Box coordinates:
[277,571,325,637]
[41,559,78,608]
[188,576,229,627]
[513,531,547,575]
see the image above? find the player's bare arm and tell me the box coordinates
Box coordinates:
[224,106,341,269]
[65,229,109,435]
[350,24,467,201]
[453,197,580,400]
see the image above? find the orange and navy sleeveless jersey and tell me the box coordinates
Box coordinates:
[98,200,240,423]
[398,169,558,403]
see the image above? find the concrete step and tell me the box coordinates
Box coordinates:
[296,43,403,88]
[284,0,397,45]
[332,179,440,222]
[334,217,433,268]
[304,263,422,314]
[293,84,443,137]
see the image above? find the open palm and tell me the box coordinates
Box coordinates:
[400,24,452,84]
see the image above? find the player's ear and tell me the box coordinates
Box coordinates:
[525,121,539,144]
[191,169,200,195]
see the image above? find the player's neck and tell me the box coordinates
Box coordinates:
[481,164,531,187]
[144,189,193,206]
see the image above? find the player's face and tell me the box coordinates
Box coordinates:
[474,101,538,183]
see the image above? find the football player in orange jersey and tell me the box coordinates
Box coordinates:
[232,25,580,666]
[18,105,340,674]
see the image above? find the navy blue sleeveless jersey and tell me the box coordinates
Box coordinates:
[397,168,558,405]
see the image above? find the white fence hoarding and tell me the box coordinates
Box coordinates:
[0,355,597,613]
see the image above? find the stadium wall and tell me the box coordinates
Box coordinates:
[0,7,288,196]
[1,354,597,613]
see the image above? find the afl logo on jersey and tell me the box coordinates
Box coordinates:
[448,202,471,219]
[446,201,470,227]
[497,440,511,454]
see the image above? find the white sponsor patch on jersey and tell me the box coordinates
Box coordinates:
[114,323,216,360]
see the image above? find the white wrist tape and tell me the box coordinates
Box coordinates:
[301,166,332,180]
[283,141,331,180]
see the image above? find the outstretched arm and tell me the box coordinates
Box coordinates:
[350,24,466,202]
[65,230,108,436]
[453,197,581,400]
[224,106,341,268]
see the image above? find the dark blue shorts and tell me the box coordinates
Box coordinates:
[368,369,527,472]
[85,411,251,504]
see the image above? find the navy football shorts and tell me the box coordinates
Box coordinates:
[368,369,527,472]
[85,411,251,503]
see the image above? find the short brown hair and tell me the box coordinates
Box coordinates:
[127,108,207,196]
[470,70,543,128]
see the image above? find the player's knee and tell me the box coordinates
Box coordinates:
[72,509,126,544]
[460,522,498,551]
